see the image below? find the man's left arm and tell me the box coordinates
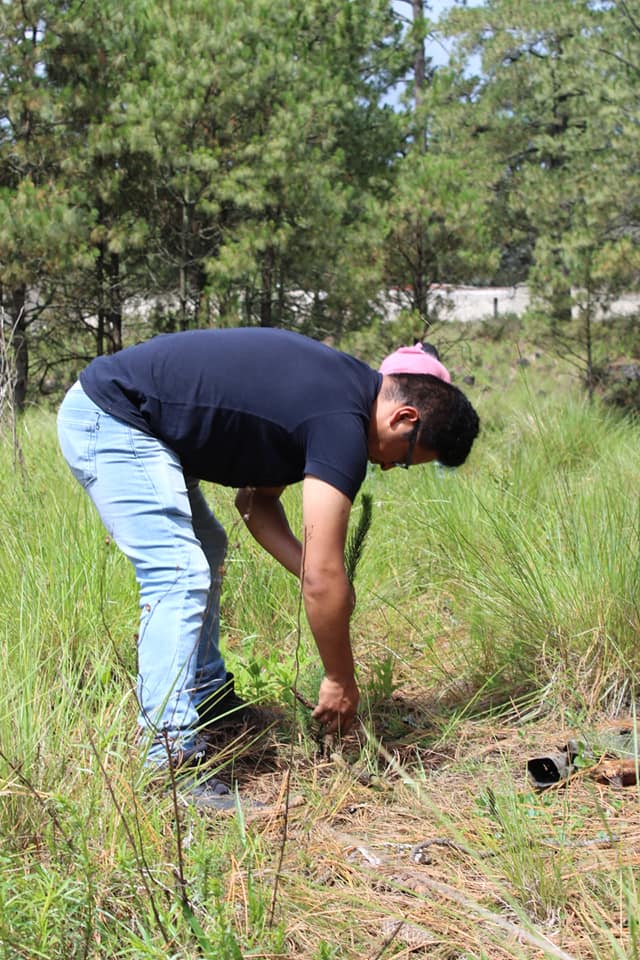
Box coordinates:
[235,486,302,576]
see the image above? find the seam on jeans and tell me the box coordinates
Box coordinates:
[125,429,197,583]
[85,413,99,486]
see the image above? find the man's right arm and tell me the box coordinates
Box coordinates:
[301,476,359,734]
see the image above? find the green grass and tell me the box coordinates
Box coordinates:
[399,394,640,708]
[0,315,639,958]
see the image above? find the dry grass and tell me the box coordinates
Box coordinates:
[195,706,640,960]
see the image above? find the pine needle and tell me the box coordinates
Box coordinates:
[345,492,373,585]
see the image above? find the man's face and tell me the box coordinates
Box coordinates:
[368,417,438,471]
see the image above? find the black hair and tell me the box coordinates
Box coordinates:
[385,374,480,468]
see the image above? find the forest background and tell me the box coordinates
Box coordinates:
[2,0,640,412]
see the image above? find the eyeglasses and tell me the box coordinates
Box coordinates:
[393,419,421,470]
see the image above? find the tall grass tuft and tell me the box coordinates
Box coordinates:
[402,394,640,710]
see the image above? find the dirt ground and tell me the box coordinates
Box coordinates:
[200,701,640,959]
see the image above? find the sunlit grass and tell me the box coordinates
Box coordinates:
[0,320,638,956]
[396,393,640,709]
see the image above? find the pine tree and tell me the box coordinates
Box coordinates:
[382,2,499,326]
[441,0,640,387]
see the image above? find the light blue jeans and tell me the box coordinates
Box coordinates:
[57,382,228,764]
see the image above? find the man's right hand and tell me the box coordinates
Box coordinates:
[312,676,359,735]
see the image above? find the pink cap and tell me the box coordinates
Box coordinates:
[379,345,451,382]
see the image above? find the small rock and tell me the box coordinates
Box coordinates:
[380,919,436,948]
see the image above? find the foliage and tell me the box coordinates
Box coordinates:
[439,0,640,384]
[382,65,500,323]
[3,0,640,408]
[1,0,409,405]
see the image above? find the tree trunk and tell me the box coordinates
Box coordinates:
[10,285,28,412]
[96,245,106,356]
[107,250,122,353]
[584,304,594,400]
[96,245,123,354]
[260,248,274,327]
[412,0,425,111]
[412,0,430,320]
[179,197,192,331]
[413,231,428,323]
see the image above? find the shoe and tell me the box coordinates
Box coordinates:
[177,771,266,811]
[178,773,238,810]
[197,672,251,729]
[141,733,210,770]
[173,738,209,768]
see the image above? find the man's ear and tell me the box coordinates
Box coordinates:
[389,405,419,427]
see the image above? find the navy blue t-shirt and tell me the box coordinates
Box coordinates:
[80,328,382,501]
